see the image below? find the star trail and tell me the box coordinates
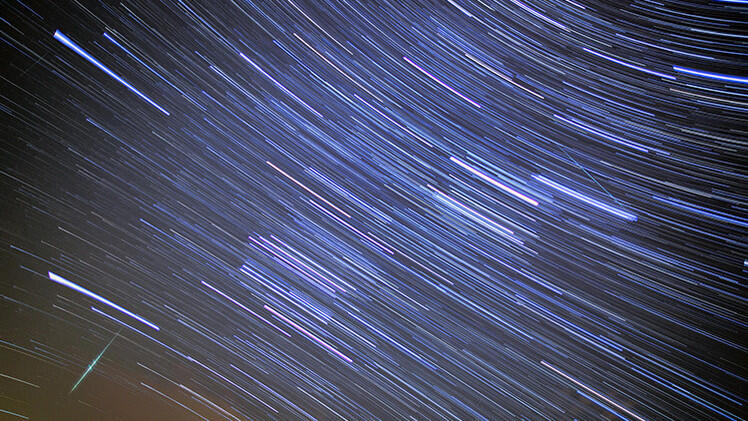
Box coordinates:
[1,0,746,420]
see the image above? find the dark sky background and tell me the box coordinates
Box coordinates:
[1,0,746,420]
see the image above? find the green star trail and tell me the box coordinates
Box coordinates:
[70,330,120,393]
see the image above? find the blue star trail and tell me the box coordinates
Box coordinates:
[0,1,745,420]
[53,30,171,116]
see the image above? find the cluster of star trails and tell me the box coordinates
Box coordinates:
[1,0,745,420]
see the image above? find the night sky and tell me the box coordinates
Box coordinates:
[1,0,746,420]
